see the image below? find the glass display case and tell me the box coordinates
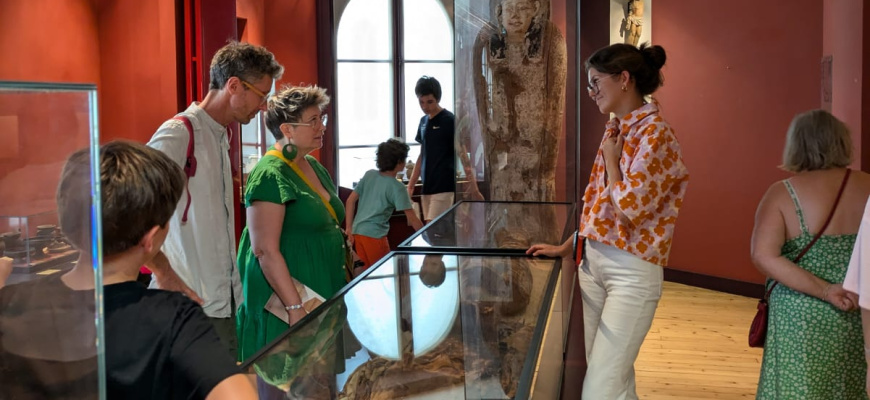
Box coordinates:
[242,251,562,400]
[0,81,104,398]
[400,200,577,398]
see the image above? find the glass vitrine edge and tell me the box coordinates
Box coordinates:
[514,255,563,400]
[0,81,97,92]
[396,200,463,248]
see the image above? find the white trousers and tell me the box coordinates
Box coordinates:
[579,239,663,400]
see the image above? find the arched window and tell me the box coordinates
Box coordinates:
[335,0,454,188]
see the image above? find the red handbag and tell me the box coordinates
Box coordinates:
[748,169,851,348]
[748,283,777,347]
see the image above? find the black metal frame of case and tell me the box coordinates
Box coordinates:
[398,200,577,256]
[0,81,98,91]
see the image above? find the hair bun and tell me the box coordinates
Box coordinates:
[639,43,667,70]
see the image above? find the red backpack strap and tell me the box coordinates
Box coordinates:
[171,116,196,224]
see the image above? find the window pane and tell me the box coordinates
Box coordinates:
[405,143,421,182]
[403,0,453,61]
[337,146,379,188]
[403,63,454,141]
[240,111,262,145]
[337,0,392,60]
[338,145,420,189]
[337,62,395,147]
[242,145,260,174]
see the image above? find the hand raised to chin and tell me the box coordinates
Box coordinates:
[601,134,624,166]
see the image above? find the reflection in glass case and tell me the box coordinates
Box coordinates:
[1,211,79,284]
[0,81,103,398]
[400,201,575,253]
[242,252,562,399]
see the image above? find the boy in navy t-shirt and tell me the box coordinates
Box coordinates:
[346,139,424,269]
[406,76,457,223]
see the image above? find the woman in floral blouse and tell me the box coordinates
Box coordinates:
[528,43,689,399]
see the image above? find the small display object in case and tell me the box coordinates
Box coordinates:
[1,211,78,282]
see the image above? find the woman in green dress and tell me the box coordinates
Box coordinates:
[751,109,870,399]
[236,85,347,362]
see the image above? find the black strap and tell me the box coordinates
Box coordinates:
[765,169,851,299]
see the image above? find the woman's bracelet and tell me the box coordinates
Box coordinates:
[284,303,304,311]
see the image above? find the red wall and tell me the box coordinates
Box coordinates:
[653,0,823,283]
[0,0,181,216]
[236,0,265,45]
[0,0,101,83]
[0,0,102,215]
[263,1,320,158]
[264,2,319,88]
[237,0,319,97]
[97,0,179,143]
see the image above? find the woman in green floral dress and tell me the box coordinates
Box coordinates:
[751,109,870,399]
[236,85,347,363]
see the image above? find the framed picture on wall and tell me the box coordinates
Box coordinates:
[610,0,651,46]
[821,55,833,112]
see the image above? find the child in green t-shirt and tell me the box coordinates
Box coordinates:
[345,139,424,269]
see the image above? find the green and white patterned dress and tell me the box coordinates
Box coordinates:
[756,180,867,399]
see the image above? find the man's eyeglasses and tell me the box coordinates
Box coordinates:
[287,114,329,129]
[587,74,616,95]
[239,79,270,104]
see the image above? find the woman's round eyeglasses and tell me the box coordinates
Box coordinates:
[287,114,328,129]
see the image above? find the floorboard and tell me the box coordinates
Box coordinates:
[636,281,763,399]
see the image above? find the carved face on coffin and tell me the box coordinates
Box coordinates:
[498,0,540,39]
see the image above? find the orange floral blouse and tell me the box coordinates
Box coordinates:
[579,102,689,266]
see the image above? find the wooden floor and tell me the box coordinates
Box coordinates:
[635,282,763,399]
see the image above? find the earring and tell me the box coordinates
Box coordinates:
[621,85,627,92]
[282,143,298,160]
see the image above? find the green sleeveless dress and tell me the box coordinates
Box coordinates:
[756,180,867,399]
[236,155,348,362]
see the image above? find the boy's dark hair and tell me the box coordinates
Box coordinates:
[209,41,284,91]
[414,75,442,102]
[376,138,410,172]
[57,141,185,256]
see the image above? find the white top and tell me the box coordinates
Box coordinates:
[146,103,242,318]
[845,196,870,309]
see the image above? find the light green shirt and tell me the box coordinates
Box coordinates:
[352,170,412,238]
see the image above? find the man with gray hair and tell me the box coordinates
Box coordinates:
[146,41,284,358]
